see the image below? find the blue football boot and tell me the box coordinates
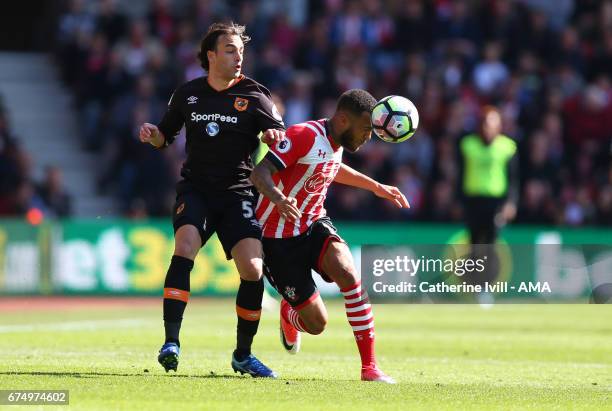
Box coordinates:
[158,342,180,372]
[231,352,277,378]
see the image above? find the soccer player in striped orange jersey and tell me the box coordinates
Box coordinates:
[250,89,409,383]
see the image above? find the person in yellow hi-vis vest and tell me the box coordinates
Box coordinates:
[458,106,518,291]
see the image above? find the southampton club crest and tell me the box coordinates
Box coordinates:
[304,171,333,194]
[284,286,298,302]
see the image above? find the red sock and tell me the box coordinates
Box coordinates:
[281,299,307,332]
[342,281,376,369]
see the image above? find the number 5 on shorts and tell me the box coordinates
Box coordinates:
[242,200,254,218]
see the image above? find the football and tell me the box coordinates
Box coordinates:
[371,95,419,143]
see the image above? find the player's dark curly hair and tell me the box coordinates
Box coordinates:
[336,89,377,116]
[198,22,251,72]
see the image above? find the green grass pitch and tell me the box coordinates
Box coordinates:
[0,299,610,410]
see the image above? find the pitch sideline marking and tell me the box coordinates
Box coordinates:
[0,318,151,333]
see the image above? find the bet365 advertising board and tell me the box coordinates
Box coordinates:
[0,219,611,301]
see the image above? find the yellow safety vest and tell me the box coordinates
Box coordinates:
[460,134,516,197]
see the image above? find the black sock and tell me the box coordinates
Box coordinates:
[234,278,264,360]
[163,255,194,346]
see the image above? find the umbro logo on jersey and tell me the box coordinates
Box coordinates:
[187,96,198,104]
[318,149,326,159]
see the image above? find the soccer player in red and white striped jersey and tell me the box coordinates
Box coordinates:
[250,89,409,383]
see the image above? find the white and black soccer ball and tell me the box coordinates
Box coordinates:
[371,95,419,143]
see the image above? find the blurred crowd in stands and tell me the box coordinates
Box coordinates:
[0,95,72,218]
[48,0,612,225]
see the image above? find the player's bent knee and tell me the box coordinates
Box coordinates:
[174,225,201,259]
[332,272,360,292]
[174,241,199,260]
[295,294,327,334]
[322,241,360,288]
[308,317,327,335]
[303,311,328,335]
[232,239,263,281]
[339,269,360,287]
[236,259,263,281]
[326,265,360,290]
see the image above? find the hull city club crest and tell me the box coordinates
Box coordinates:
[234,97,249,111]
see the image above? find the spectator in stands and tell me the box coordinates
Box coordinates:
[472,41,509,97]
[596,185,612,225]
[113,19,163,78]
[95,0,127,46]
[0,110,22,199]
[516,179,556,224]
[56,0,94,87]
[37,166,73,218]
[147,0,178,47]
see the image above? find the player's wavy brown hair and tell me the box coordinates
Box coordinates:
[198,22,251,72]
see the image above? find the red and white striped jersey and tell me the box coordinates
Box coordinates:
[255,119,343,238]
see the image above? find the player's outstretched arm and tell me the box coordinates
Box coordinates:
[139,123,166,148]
[250,159,302,221]
[335,163,410,208]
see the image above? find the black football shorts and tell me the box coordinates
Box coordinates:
[172,179,262,260]
[262,217,344,308]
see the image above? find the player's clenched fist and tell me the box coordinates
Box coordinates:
[139,123,164,148]
[261,129,285,145]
